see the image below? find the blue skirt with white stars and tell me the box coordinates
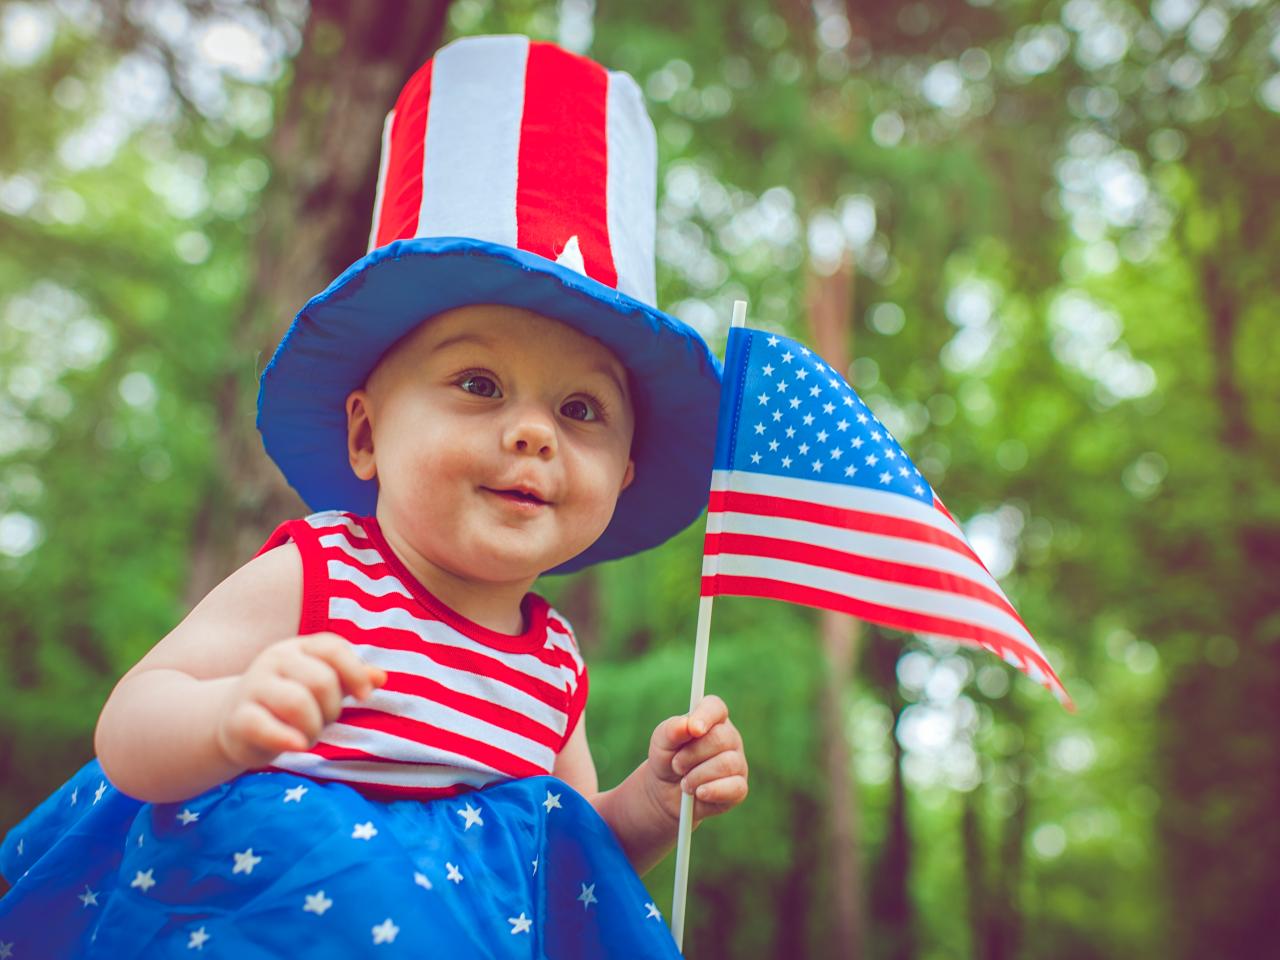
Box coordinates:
[0,759,683,958]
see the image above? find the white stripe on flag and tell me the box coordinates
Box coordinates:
[605,70,657,305]
[711,470,960,543]
[418,35,528,246]
[712,510,1004,598]
[366,109,395,253]
[705,552,1042,655]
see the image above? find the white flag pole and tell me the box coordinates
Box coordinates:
[670,298,748,951]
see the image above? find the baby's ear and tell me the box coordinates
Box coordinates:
[620,458,636,493]
[345,389,377,481]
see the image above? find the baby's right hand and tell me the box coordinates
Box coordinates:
[214,632,386,769]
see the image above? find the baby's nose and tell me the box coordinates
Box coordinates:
[505,412,556,457]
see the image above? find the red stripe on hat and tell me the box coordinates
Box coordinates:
[516,42,617,288]
[375,59,433,248]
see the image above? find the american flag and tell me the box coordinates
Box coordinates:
[702,326,1073,711]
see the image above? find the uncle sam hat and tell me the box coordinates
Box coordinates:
[256,35,722,573]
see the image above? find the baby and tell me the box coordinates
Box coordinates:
[0,35,746,959]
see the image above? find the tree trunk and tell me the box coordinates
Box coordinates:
[961,786,988,958]
[773,788,822,958]
[184,1,453,608]
[806,257,867,958]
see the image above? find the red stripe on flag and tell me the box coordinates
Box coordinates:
[375,59,433,247]
[516,42,617,287]
[708,491,975,562]
[704,531,1022,623]
[703,574,1067,695]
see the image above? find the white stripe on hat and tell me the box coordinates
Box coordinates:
[605,69,657,305]
[366,110,396,254]
[418,35,529,248]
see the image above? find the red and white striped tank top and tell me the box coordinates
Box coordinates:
[251,510,588,800]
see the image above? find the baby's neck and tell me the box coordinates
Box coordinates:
[374,517,534,635]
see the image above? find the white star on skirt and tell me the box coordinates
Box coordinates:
[457,802,484,830]
[303,890,333,915]
[232,849,261,875]
[371,918,399,944]
[508,913,533,935]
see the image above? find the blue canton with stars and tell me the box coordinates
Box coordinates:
[714,328,934,504]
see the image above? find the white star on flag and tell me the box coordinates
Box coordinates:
[303,890,333,915]
[93,782,107,804]
[508,913,533,935]
[232,848,261,875]
[78,886,99,907]
[0,940,13,959]
[352,821,378,840]
[457,802,484,830]
[70,787,78,805]
[645,902,662,920]
[543,790,562,812]
[578,883,598,909]
[414,871,432,890]
[371,918,399,945]
[446,862,464,884]
[187,926,210,950]
[177,808,199,825]
[554,234,586,276]
[283,785,308,803]
[130,869,156,893]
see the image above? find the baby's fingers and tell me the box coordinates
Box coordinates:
[685,695,729,738]
[680,750,748,798]
[219,700,308,767]
[300,632,386,699]
[693,775,749,814]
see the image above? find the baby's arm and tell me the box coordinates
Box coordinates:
[554,697,749,876]
[95,543,383,803]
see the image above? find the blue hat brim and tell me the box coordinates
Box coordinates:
[257,236,722,574]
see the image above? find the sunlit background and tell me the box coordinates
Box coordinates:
[2,1,1278,957]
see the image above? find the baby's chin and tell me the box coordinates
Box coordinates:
[459,533,601,583]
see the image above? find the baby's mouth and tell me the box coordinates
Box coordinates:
[482,486,550,507]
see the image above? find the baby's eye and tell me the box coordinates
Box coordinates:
[560,397,599,422]
[459,374,501,398]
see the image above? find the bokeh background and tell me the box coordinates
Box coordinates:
[2,0,1278,957]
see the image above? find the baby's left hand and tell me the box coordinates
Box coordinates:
[645,694,748,825]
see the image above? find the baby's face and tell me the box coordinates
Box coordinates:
[347,304,636,584]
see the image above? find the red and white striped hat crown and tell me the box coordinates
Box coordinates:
[259,35,723,573]
[367,34,657,306]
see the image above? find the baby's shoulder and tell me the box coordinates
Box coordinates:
[120,529,305,682]
[186,533,304,642]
